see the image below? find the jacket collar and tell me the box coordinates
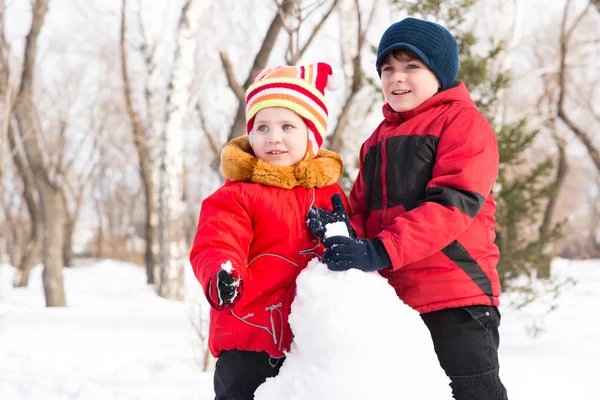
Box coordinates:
[382,82,475,125]
[220,136,343,189]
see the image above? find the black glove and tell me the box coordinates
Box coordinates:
[215,269,241,306]
[322,236,392,272]
[307,193,354,241]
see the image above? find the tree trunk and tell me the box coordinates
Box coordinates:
[7,121,42,287]
[63,217,75,268]
[157,0,205,300]
[15,0,67,306]
[39,187,68,305]
[94,194,105,258]
[120,0,157,284]
[538,130,568,279]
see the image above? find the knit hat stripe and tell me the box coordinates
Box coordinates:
[246,98,327,138]
[246,88,328,124]
[306,64,314,86]
[246,79,327,111]
[254,66,281,82]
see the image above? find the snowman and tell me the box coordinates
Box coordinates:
[255,221,451,399]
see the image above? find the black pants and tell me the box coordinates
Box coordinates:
[421,305,508,400]
[213,350,284,400]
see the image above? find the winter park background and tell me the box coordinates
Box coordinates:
[1,0,600,399]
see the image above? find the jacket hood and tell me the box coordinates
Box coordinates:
[220,136,343,189]
[382,82,476,124]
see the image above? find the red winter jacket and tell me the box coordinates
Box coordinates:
[350,82,501,314]
[190,137,348,358]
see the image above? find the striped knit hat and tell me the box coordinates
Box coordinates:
[245,62,338,159]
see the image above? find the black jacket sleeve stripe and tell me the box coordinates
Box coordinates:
[423,186,486,218]
[441,240,495,305]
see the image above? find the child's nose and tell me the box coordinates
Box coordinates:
[267,130,283,142]
[392,71,407,82]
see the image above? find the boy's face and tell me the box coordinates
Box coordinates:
[380,52,440,113]
[252,107,309,167]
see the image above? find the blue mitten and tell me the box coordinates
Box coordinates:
[322,236,392,272]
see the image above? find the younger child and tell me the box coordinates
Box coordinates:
[308,18,508,400]
[189,62,348,400]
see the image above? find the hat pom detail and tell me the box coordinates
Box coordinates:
[326,69,342,92]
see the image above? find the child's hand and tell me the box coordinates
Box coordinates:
[215,269,241,306]
[307,194,354,240]
[321,236,391,272]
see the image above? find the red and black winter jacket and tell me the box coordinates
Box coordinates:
[350,82,501,314]
[190,136,348,358]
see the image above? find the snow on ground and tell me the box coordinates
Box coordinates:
[1,258,599,399]
[0,260,212,400]
[499,258,600,399]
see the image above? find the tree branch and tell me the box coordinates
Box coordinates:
[218,48,245,101]
[296,0,339,62]
[15,0,53,189]
[195,101,222,161]
[242,0,295,89]
[557,0,600,171]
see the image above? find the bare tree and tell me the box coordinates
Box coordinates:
[284,0,340,65]
[62,153,100,268]
[557,1,600,170]
[13,0,68,306]
[1,2,43,285]
[91,148,144,263]
[0,0,12,187]
[156,0,206,300]
[7,122,43,286]
[325,0,378,153]
[120,0,157,284]
[521,40,568,277]
[537,75,568,245]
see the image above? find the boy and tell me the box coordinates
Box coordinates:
[189,62,348,400]
[308,18,508,399]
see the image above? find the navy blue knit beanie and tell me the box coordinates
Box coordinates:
[376,18,459,91]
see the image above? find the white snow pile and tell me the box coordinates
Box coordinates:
[255,222,451,399]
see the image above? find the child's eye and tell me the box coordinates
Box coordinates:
[407,64,420,69]
[382,66,393,72]
[282,124,294,131]
[256,124,268,132]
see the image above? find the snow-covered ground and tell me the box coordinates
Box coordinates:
[0,258,599,399]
